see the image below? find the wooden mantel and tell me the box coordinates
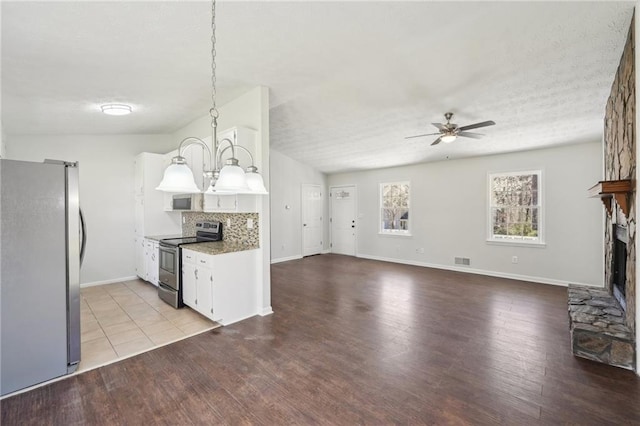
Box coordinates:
[588,179,634,217]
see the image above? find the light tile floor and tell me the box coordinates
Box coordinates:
[79,279,219,372]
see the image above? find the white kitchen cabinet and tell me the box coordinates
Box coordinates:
[181,261,197,308]
[144,240,159,286]
[203,194,237,212]
[137,238,159,286]
[196,257,214,318]
[181,252,214,316]
[203,193,258,213]
[135,237,146,279]
[181,248,258,325]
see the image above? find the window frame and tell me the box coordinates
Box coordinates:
[487,170,545,247]
[379,181,411,237]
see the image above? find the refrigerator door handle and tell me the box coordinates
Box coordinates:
[79,208,87,267]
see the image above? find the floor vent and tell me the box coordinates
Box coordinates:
[454,257,470,266]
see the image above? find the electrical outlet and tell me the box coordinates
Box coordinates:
[226,218,231,227]
[182,216,186,224]
[512,256,518,264]
[247,218,254,229]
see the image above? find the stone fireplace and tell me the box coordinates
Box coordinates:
[568,15,636,371]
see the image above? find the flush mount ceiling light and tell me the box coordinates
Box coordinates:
[100,104,132,116]
[156,0,267,195]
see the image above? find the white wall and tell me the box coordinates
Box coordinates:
[270,149,328,262]
[5,134,175,285]
[171,86,273,315]
[0,121,5,159]
[328,142,604,287]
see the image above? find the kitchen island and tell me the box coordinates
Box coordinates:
[181,244,259,326]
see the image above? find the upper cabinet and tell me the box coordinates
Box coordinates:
[204,126,260,213]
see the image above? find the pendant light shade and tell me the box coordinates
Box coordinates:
[244,166,268,194]
[213,160,251,193]
[155,159,201,193]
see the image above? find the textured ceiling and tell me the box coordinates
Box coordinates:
[1,1,635,174]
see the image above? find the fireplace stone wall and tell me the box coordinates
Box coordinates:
[604,16,636,333]
[569,15,637,371]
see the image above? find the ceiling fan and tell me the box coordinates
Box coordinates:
[405,112,496,146]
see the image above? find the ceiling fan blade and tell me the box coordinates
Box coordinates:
[431,123,447,131]
[405,133,441,139]
[457,132,484,139]
[430,137,442,146]
[457,120,496,131]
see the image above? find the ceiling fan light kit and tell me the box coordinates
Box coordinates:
[406,112,495,146]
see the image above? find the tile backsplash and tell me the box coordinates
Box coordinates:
[182,212,259,246]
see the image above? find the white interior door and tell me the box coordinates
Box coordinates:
[330,185,357,256]
[302,184,323,256]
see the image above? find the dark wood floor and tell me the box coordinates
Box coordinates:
[2,254,639,425]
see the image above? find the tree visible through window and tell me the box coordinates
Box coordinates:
[380,182,410,234]
[489,171,542,242]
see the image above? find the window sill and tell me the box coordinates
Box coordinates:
[379,232,413,238]
[486,239,546,248]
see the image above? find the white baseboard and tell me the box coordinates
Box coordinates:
[271,255,303,264]
[259,306,274,316]
[321,249,331,254]
[81,275,139,288]
[355,254,594,287]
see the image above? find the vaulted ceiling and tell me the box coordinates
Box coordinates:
[1,1,635,173]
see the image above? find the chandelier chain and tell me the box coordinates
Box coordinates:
[210,0,219,122]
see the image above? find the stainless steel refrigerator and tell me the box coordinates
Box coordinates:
[0,159,86,396]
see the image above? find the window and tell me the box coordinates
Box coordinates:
[489,171,543,244]
[380,182,410,235]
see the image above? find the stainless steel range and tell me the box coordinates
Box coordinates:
[158,221,222,308]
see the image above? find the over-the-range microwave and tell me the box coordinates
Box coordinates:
[172,193,203,211]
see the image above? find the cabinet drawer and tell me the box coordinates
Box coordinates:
[196,253,213,269]
[183,250,196,264]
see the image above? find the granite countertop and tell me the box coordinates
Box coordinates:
[183,241,259,256]
[144,234,183,242]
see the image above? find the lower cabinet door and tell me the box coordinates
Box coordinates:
[149,242,159,286]
[197,268,214,320]
[182,263,197,308]
[135,237,146,279]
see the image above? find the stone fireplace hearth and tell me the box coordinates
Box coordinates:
[568,285,634,369]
